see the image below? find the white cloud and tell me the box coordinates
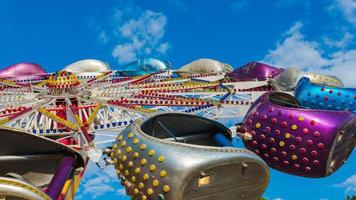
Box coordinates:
[325,50,356,83]
[263,21,356,86]
[323,32,354,48]
[334,174,356,194]
[116,188,126,196]
[157,42,170,54]
[264,22,329,70]
[99,30,109,44]
[273,198,283,200]
[84,182,115,198]
[80,162,127,199]
[110,9,169,64]
[332,0,356,25]
[112,39,143,64]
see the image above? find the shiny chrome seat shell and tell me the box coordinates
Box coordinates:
[64,59,109,73]
[0,177,51,200]
[177,58,232,77]
[110,113,269,200]
[120,58,170,76]
[270,67,344,91]
[240,92,356,177]
[295,77,356,113]
[227,62,284,81]
[0,127,85,199]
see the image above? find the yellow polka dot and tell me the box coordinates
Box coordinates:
[141,195,147,200]
[125,146,132,153]
[135,167,141,174]
[113,144,118,149]
[143,173,149,180]
[279,141,285,147]
[128,132,133,138]
[117,149,122,155]
[141,159,147,166]
[158,155,165,162]
[120,141,126,147]
[291,155,298,160]
[148,149,155,156]
[124,170,129,176]
[133,138,139,144]
[147,188,154,195]
[285,133,291,139]
[134,188,139,194]
[116,170,121,175]
[138,182,144,189]
[127,161,133,167]
[152,180,159,187]
[255,123,261,129]
[121,155,127,162]
[131,176,136,182]
[133,152,139,159]
[119,164,124,170]
[298,116,304,122]
[162,185,170,193]
[140,144,146,150]
[118,135,123,141]
[291,124,298,130]
[159,170,167,178]
[149,164,156,172]
[110,152,114,158]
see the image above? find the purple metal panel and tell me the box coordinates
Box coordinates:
[0,62,47,80]
[228,62,284,81]
[240,92,356,177]
[46,156,76,199]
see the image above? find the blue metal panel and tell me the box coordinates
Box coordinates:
[295,77,356,113]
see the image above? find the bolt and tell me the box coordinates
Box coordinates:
[157,194,164,200]
[200,171,207,177]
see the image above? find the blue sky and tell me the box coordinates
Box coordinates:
[1,0,356,199]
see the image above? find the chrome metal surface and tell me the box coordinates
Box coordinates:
[110,113,269,200]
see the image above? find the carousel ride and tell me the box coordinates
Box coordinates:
[0,58,354,200]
